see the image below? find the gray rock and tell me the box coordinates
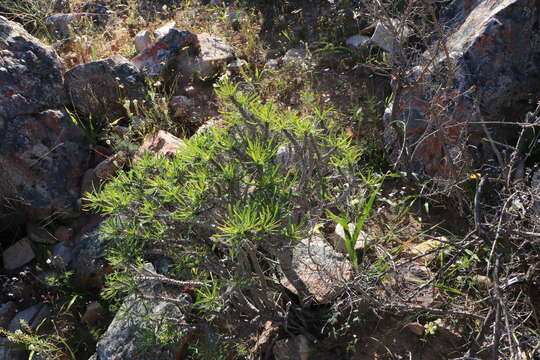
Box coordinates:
[81,152,127,195]
[280,234,353,303]
[532,169,540,214]
[274,142,304,169]
[227,11,246,30]
[45,13,96,40]
[65,55,147,122]
[80,3,111,28]
[0,337,26,360]
[0,304,50,360]
[133,29,233,82]
[134,30,153,53]
[8,303,50,332]
[192,33,235,79]
[154,21,176,39]
[71,220,110,288]
[0,16,66,121]
[370,20,411,53]
[169,95,193,120]
[93,264,185,360]
[53,0,70,12]
[331,223,368,254]
[194,117,224,135]
[346,34,370,48]
[266,58,279,70]
[2,238,35,270]
[51,242,74,268]
[227,58,248,73]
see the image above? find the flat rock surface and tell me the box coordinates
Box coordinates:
[194,33,235,79]
[281,234,353,303]
[138,130,185,158]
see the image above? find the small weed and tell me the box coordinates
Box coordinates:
[327,173,385,271]
[0,321,76,360]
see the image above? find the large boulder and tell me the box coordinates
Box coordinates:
[385,0,540,178]
[0,16,90,221]
[64,55,147,122]
[0,16,66,120]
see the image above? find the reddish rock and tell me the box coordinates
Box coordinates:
[138,130,185,158]
[81,152,127,195]
[405,322,425,336]
[0,110,90,219]
[132,28,198,77]
[385,0,540,178]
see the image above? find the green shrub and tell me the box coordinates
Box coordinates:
[86,77,366,354]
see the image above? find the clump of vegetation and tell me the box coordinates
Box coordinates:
[0,0,55,37]
[0,322,73,360]
[85,77,374,355]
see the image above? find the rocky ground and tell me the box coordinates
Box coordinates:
[0,0,539,359]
